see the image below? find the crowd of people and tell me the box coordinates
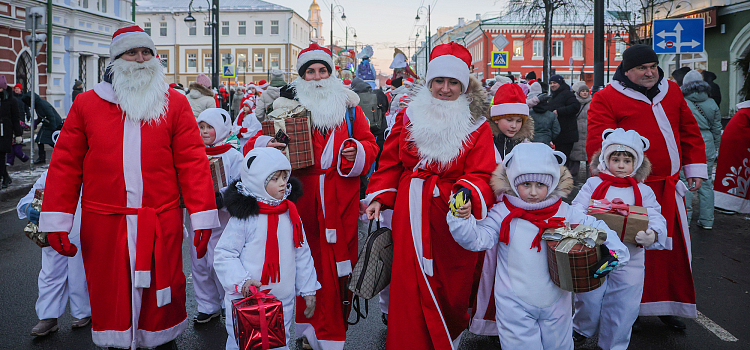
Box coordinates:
[7,23,750,350]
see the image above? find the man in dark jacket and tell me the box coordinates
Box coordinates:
[701,70,722,108]
[546,74,580,165]
[72,80,84,102]
[12,84,31,125]
[0,76,23,188]
[22,93,62,164]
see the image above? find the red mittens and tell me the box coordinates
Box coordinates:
[194,229,212,259]
[48,232,78,257]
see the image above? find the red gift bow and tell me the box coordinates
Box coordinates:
[235,287,275,350]
[588,198,630,216]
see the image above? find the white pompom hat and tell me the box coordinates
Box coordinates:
[110,26,157,63]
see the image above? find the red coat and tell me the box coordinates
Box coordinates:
[243,106,379,348]
[366,110,496,349]
[587,77,706,318]
[714,102,750,213]
[39,83,219,348]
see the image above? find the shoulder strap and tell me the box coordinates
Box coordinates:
[344,107,355,138]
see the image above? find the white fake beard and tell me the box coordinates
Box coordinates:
[292,76,349,132]
[405,85,474,166]
[112,58,169,124]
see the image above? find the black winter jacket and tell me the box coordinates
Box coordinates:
[546,82,580,144]
[0,91,23,153]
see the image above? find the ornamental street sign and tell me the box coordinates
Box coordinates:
[222,64,235,78]
[653,18,704,54]
[491,51,509,69]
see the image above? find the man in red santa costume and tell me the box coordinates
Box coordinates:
[38,25,219,349]
[365,42,496,350]
[587,44,707,330]
[243,43,379,350]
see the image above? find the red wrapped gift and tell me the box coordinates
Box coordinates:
[232,288,286,350]
[588,198,649,244]
[543,224,606,293]
[261,113,314,170]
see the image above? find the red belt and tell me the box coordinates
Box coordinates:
[82,198,180,306]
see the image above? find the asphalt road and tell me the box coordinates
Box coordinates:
[0,190,747,350]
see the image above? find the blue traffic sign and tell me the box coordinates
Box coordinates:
[491,51,509,69]
[653,18,704,54]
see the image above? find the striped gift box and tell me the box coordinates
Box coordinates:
[261,116,314,170]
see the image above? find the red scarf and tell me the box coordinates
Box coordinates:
[257,200,304,285]
[500,199,565,252]
[592,173,642,206]
[236,111,249,134]
[205,144,233,156]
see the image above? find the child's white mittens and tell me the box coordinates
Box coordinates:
[635,229,656,247]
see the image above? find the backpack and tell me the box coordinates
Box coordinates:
[357,60,376,81]
[356,91,383,134]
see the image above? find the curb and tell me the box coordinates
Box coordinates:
[0,183,35,202]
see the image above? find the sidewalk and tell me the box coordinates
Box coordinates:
[1,129,49,202]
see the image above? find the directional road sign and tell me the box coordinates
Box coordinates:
[492,35,509,51]
[491,51,509,69]
[222,64,235,78]
[653,18,704,54]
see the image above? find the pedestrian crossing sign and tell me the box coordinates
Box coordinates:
[222,64,235,78]
[491,51,509,69]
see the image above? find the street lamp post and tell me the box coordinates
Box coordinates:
[330,4,346,56]
[416,5,430,69]
[184,0,220,88]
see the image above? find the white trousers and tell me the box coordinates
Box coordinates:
[573,245,645,350]
[495,290,573,350]
[36,233,91,320]
[224,295,293,350]
[189,225,226,315]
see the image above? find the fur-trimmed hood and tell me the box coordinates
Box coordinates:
[589,150,652,182]
[188,83,214,98]
[223,177,303,219]
[490,163,574,199]
[681,79,712,97]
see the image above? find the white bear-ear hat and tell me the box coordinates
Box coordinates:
[197,108,233,146]
[503,142,566,198]
[240,147,291,201]
[598,128,650,176]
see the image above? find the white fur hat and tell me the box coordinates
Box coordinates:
[196,108,232,146]
[240,148,291,201]
[503,143,567,198]
[110,26,157,63]
[598,128,650,176]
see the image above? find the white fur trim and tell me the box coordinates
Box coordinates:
[134,271,151,288]
[93,81,119,104]
[135,318,188,349]
[156,286,171,307]
[295,323,346,350]
[320,130,337,170]
[683,163,708,179]
[456,179,488,220]
[736,100,750,110]
[425,55,470,92]
[715,191,750,213]
[639,301,697,318]
[296,50,334,73]
[336,260,352,277]
[189,209,220,230]
[325,228,337,244]
[336,138,366,177]
[491,102,529,117]
[38,212,75,233]
[110,31,156,62]
[254,135,274,149]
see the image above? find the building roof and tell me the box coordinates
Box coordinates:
[135,0,292,13]
[310,0,320,10]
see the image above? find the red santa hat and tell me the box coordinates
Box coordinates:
[243,98,255,109]
[404,77,414,87]
[296,43,334,77]
[343,79,352,88]
[491,83,529,121]
[169,83,178,89]
[110,25,156,62]
[258,80,269,89]
[385,78,392,86]
[246,81,257,89]
[425,42,472,93]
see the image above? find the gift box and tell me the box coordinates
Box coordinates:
[24,189,50,248]
[543,224,606,293]
[232,289,286,350]
[209,156,227,192]
[588,198,649,244]
[261,109,314,170]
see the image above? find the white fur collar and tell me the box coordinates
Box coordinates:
[610,77,669,105]
[737,100,750,110]
[405,85,481,167]
[94,81,119,104]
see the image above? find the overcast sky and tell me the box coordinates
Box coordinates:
[282,0,508,75]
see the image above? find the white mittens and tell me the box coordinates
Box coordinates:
[635,229,656,247]
[15,136,23,144]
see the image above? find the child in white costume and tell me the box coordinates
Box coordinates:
[18,131,91,336]
[571,128,668,350]
[233,99,262,148]
[187,108,245,323]
[447,142,629,350]
[214,147,320,350]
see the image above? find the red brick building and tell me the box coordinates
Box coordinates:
[0,3,48,97]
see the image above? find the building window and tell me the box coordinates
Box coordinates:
[271,20,279,35]
[98,57,107,82]
[552,40,563,58]
[159,54,168,70]
[573,40,583,58]
[222,21,229,36]
[270,52,279,68]
[187,53,197,68]
[532,40,542,57]
[144,22,151,36]
[204,53,213,73]
[513,40,523,57]
[101,0,107,13]
[82,0,88,8]
[160,22,167,37]
[255,21,263,35]
[189,24,196,36]
[204,22,211,36]
[238,53,247,73]
[615,41,626,58]
[239,21,246,35]
[254,52,263,69]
